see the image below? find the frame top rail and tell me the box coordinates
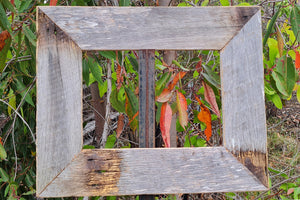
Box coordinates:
[38,6,259,50]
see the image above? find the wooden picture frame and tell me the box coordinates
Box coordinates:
[36,7,268,197]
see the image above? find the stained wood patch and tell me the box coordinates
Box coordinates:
[39,148,266,197]
[36,6,268,197]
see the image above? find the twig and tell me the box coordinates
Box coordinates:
[100,61,112,148]
[0,99,35,143]
[254,175,300,200]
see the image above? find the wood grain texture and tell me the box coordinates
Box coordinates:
[139,50,155,148]
[37,6,259,50]
[36,9,82,195]
[220,11,268,186]
[39,148,267,197]
[220,11,266,153]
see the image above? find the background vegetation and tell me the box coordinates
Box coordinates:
[0,0,299,199]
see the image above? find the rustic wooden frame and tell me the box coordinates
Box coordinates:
[36,7,268,197]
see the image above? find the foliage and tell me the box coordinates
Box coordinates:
[0,0,299,199]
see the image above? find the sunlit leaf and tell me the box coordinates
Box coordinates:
[220,0,229,6]
[0,143,7,160]
[176,91,188,130]
[160,102,172,148]
[295,50,300,70]
[8,89,16,116]
[203,81,220,118]
[110,89,125,113]
[276,26,284,57]
[297,86,300,103]
[195,97,212,141]
[156,88,173,103]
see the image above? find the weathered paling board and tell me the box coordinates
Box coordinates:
[139,50,155,148]
[39,148,266,197]
[220,11,268,185]
[38,6,259,50]
[36,11,82,194]
[36,6,268,197]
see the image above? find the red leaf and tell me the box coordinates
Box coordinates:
[203,81,220,118]
[49,0,58,6]
[287,188,294,195]
[0,31,11,51]
[168,71,187,91]
[177,91,188,130]
[195,96,212,141]
[195,56,202,73]
[156,88,173,103]
[296,50,300,69]
[160,102,172,148]
[116,114,125,138]
[116,63,123,90]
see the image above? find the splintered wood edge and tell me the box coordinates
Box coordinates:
[38,148,267,197]
[36,8,83,194]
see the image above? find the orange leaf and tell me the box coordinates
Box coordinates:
[156,88,173,103]
[160,102,172,148]
[177,91,188,130]
[168,71,187,91]
[202,81,220,118]
[49,0,58,6]
[296,50,300,69]
[195,96,212,141]
[0,31,10,51]
[116,114,125,138]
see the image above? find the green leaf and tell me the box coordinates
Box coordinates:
[23,25,36,47]
[0,168,9,182]
[271,93,282,109]
[99,80,107,98]
[19,0,32,13]
[155,72,171,94]
[105,134,116,148]
[0,3,11,31]
[120,0,130,6]
[83,145,95,149]
[16,79,34,106]
[128,54,138,71]
[202,65,220,89]
[272,55,295,98]
[110,89,125,113]
[125,87,139,131]
[0,143,7,160]
[7,89,16,116]
[220,0,229,6]
[290,5,300,43]
[2,0,16,14]
[88,57,103,84]
[0,32,11,72]
[263,9,280,47]
[82,58,90,85]
[297,85,300,103]
[25,174,34,187]
[99,51,116,60]
[193,70,199,79]
[267,38,279,64]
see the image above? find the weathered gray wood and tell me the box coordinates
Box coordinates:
[37,6,259,50]
[139,50,155,148]
[220,11,268,185]
[36,9,82,195]
[39,147,267,197]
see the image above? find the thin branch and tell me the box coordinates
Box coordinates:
[100,61,112,148]
[254,175,300,200]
